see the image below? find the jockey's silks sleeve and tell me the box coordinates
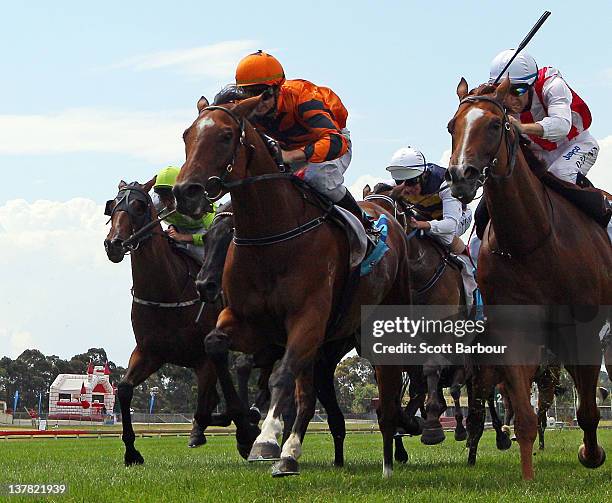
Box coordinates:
[260,79,349,164]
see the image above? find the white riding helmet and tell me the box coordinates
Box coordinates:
[386,147,427,181]
[489,49,538,85]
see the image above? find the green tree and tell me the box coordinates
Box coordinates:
[334,356,376,413]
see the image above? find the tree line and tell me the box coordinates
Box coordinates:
[3,348,607,416]
[0,349,380,415]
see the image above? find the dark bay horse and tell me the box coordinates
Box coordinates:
[103,179,246,465]
[446,78,611,479]
[363,183,469,445]
[196,206,352,467]
[174,95,412,477]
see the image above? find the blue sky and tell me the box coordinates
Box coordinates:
[1,2,611,362]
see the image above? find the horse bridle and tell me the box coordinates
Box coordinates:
[194,106,331,247]
[457,95,554,259]
[198,106,297,201]
[456,95,520,186]
[104,184,160,252]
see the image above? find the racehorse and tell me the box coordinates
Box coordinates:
[103,179,255,465]
[446,77,611,479]
[173,94,413,477]
[364,182,469,445]
[196,206,352,467]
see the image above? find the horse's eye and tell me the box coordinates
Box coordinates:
[489,119,502,130]
[447,119,455,134]
[222,131,233,142]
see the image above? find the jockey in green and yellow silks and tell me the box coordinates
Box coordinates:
[152,166,216,263]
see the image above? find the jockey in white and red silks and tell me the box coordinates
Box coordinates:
[489,49,598,184]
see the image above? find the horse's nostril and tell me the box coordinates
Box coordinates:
[464,166,481,180]
[185,184,204,200]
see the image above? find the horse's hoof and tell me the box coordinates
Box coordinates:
[248,441,281,462]
[394,450,408,464]
[237,423,261,460]
[496,432,512,451]
[124,450,144,466]
[188,433,206,448]
[578,444,606,469]
[333,459,344,468]
[271,457,300,477]
[421,426,445,445]
[454,426,467,442]
[248,407,262,424]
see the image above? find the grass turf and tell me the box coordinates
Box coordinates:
[0,430,610,502]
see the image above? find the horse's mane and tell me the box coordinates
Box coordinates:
[213,85,247,105]
[471,83,497,96]
[373,182,395,194]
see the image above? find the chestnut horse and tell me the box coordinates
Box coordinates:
[446,78,611,479]
[103,180,255,465]
[174,95,412,477]
[196,206,354,467]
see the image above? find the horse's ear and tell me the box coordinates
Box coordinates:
[457,78,469,101]
[494,76,511,102]
[118,180,127,189]
[234,87,278,120]
[363,184,372,198]
[197,96,209,114]
[233,95,265,119]
[143,176,156,193]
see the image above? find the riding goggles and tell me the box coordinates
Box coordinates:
[394,176,422,187]
[509,84,531,97]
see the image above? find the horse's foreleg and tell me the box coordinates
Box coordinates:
[450,368,467,441]
[189,359,220,448]
[204,309,261,460]
[375,364,403,478]
[535,370,556,451]
[421,363,445,445]
[273,367,316,477]
[466,366,494,466]
[313,357,346,467]
[565,364,606,469]
[501,365,538,480]
[488,391,511,451]
[117,348,162,466]
[253,311,325,475]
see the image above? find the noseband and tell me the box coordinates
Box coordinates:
[457,95,520,184]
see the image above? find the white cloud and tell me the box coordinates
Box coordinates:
[0,329,34,359]
[439,149,451,167]
[589,135,612,191]
[0,108,192,163]
[0,198,134,363]
[350,174,391,199]
[111,40,260,79]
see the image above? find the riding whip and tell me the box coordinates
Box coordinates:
[493,10,551,84]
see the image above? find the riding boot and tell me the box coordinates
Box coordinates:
[336,190,379,236]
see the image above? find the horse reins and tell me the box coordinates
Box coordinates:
[105,183,201,309]
[196,105,334,247]
[458,95,554,259]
